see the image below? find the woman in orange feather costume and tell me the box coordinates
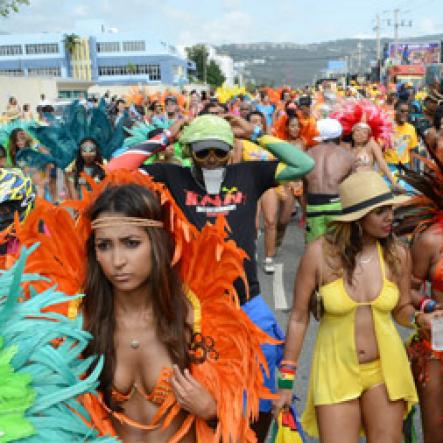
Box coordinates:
[2,169,276,443]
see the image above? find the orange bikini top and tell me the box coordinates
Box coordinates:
[111,367,173,407]
[98,367,178,433]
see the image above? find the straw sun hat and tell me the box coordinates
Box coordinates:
[334,171,410,222]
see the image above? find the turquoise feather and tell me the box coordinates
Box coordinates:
[0,246,118,442]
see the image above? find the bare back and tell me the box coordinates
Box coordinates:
[304,142,354,194]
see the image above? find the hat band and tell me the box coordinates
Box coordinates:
[341,192,393,215]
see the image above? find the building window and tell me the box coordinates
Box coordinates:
[0,45,23,56]
[0,69,24,76]
[28,67,61,77]
[122,41,146,52]
[98,64,161,80]
[58,90,86,99]
[25,43,59,55]
[96,42,120,53]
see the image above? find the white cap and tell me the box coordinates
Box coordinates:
[314,118,343,142]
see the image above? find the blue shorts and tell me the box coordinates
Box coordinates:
[242,294,285,412]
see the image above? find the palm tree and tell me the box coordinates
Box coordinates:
[126,63,137,75]
[63,33,80,78]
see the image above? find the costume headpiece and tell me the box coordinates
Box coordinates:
[331,99,393,147]
[28,100,126,169]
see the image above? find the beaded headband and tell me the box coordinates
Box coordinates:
[91,216,164,230]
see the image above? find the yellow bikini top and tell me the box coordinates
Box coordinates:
[319,242,399,316]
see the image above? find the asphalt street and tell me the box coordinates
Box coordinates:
[256,215,422,443]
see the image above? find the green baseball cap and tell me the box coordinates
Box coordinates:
[179,115,234,149]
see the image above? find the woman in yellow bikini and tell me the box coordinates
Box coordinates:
[273,171,440,442]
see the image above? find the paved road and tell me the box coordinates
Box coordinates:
[255,215,422,442]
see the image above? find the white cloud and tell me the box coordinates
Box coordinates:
[176,9,254,45]
[418,17,437,34]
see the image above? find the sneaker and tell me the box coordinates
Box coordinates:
[263,257,275,274]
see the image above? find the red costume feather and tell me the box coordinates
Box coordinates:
[331,99,393,148]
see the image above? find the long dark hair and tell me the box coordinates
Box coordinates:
[9,128,31,165]
[325,219,402,285]
[82,184,190,410]
[74,138,105,188]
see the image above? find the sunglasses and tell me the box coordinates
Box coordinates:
[192,148,230,161]
[81,144,97,153]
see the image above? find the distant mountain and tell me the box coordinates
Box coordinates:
[217,34,443,86]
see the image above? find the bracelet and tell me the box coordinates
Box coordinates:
[250,125,263,142]
[420,297,437,313]
[280,359,297,367]
[410,311,422,329]
[160,133,169,146]
[279,360,298,371]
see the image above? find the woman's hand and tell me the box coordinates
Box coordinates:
[170,365,217,421]
[392,182,406,194]
[417,310,443,330]
[271,389,293,420]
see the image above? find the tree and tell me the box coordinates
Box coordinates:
[126,63,137,74]
[0,0,29,17]
[206,60,225,87]
[63,33,81,55]
[185,44,208,82]
[185,44,225,87]
[63,34,80,78]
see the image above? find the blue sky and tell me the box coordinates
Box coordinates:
[1,0,442,45]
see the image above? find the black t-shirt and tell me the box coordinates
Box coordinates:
[142,161,278,304]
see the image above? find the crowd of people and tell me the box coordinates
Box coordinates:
[1,74,443,443]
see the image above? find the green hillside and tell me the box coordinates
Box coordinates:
[217,33,443,86]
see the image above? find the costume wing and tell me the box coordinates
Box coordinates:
[0,246,117,442]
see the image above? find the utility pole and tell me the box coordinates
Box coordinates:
[373,14,382,81]
[394,8,400,41]
[385,8,412,41]
[357,41,363,74]
[375,14,381,62]
[203,45,207,84]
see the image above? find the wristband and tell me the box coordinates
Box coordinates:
[279,360,298,371]
[278,366,296,389]
[410,311,422,329]
[250,125,263,142]
[161,129,172,146]
[280,359,297,367]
